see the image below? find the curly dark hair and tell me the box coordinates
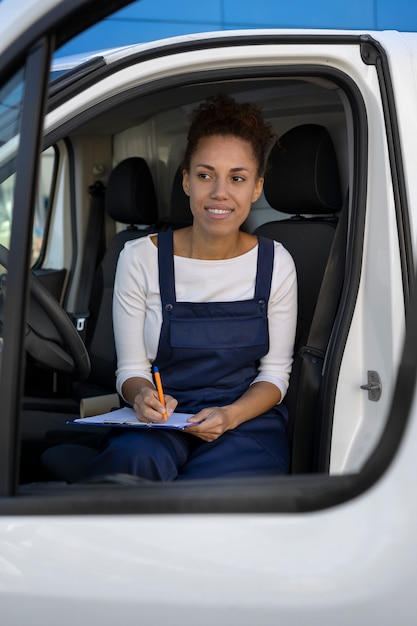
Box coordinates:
[182,94,274,177]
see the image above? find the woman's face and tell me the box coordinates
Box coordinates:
[182,134,264,238]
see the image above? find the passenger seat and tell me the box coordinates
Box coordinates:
[254,124,344,473]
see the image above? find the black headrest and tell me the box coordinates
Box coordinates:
[264,124,342,215]
[105,157,158,225]
[170,166,193,225]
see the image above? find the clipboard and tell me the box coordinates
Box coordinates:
[67,406,197,430]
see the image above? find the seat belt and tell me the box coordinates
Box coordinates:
[72,180,106,340]
[291,196,349,473]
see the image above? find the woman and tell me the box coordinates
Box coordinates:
[89,94,297,480]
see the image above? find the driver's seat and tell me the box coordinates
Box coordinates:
[75,156,160,399]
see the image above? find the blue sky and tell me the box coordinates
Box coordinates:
[56,0,417,57]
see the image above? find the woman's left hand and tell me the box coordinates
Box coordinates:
[185,382,282,441]
[185,407,233,442]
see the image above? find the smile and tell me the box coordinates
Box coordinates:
[206,207,233,215]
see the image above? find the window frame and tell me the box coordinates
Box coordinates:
[0,37,53,496]
[0,19,414,513]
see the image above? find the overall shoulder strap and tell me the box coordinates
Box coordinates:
[254,236,275,301]
[157,230,176,305]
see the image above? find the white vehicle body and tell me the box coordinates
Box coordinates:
[0,1,417,624]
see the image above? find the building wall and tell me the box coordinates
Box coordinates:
[58,0,417,56]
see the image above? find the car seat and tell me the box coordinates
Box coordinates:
[76,156,160,399]
[254,123,345,472]
[167,165,193,229]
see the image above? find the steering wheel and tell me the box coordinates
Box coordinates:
[0,245,90,380]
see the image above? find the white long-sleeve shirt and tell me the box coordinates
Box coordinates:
[113,234,297,402]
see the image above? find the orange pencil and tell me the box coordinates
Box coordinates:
[153,366,168,420]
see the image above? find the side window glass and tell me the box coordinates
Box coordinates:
[32,146,55,265]
[0,68,25,255]
[0,65,25,407]
[0,172,13,251]
[0,73,55,268]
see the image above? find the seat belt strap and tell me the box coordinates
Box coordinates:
[73,180,106,337]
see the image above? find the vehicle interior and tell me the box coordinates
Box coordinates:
[1,48,372,497]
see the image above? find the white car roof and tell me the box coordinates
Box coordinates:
[52,27,417,71]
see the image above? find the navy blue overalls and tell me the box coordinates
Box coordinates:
[89,231,289,480]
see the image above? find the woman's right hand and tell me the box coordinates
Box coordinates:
[133,386,178,424]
